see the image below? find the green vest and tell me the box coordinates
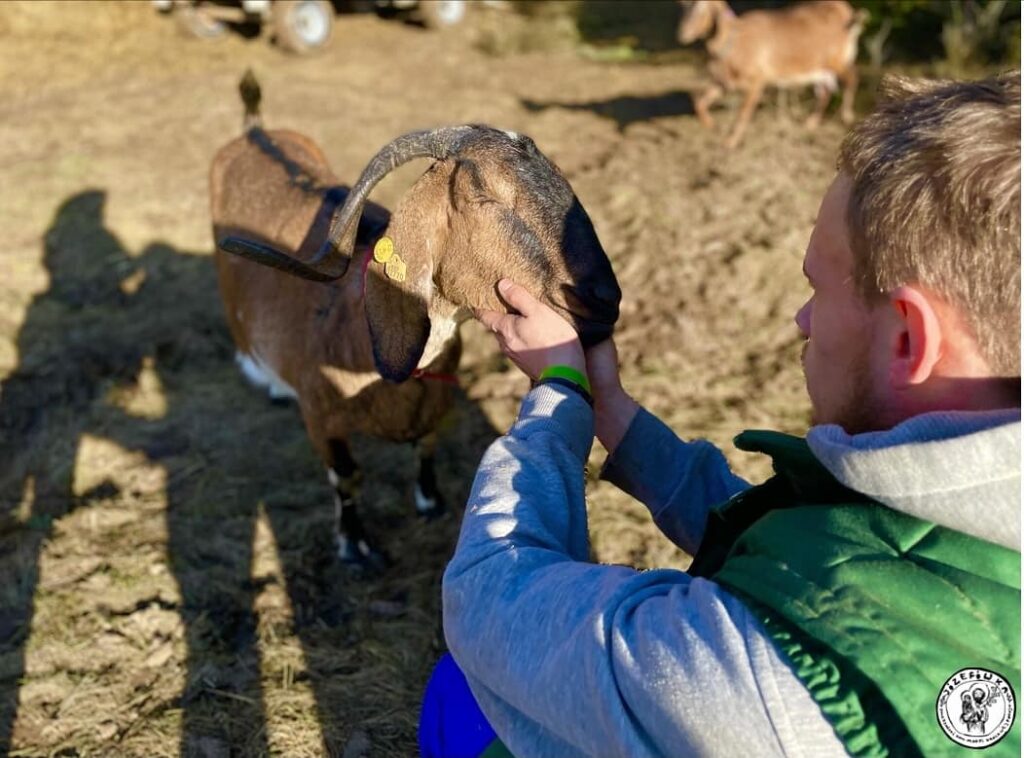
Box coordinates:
[689,430,1021,757]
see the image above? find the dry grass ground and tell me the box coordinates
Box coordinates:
[0,1,862,755]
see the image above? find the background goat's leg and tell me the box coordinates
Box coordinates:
[328,439,388,571]
[725,82,764,149]
[805,83,832,130]
[774,88,792,122]
[695,83,724,129]
[414,432,445,519]
[838,66,859,124]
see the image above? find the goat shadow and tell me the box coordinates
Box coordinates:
[522,91,697,133]
[0,189,501,755]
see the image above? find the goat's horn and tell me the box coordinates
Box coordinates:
[313,126,476,271]
[218,236,342,282]
[220,126,476,282]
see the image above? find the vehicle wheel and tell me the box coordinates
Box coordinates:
[175,1,228,38]
[417,0,468,29]
[272,0,334,54]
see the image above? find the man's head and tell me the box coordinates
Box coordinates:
[797,72,1020,433]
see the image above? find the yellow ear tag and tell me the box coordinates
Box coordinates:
[384,254,407,283]
[373,237,395,264]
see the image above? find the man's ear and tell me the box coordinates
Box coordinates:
[888,285,943,388]
[364,239,433,382]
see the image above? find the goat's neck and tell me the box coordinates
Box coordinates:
[419,297,464,368]
[707,0,736,50]
[710,0,735,24]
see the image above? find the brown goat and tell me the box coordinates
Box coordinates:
[678,0,866,148]
[210,72,620,570]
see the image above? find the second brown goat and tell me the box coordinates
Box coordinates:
[210,72,621,570]
[678,0,866,149]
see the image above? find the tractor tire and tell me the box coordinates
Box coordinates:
[417,0,468,29]
[272,0,334,55]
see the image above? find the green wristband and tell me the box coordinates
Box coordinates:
[538,364,591,395]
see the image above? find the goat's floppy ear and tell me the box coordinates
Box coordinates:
[363,233,434,382]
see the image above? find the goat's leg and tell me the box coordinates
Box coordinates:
[414,432,445,520]
[695,83,724,130]
[328,439,388,572]
[725,82,764,149]
[805,83,832,130]
[838,66,859,124]
[775,88,791,122]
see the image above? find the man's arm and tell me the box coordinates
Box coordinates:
[444,385,804,758]
[457,284,845,757]
[587,342,748,555]
[599,400,748,555]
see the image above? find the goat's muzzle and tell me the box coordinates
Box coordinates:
[576,317,617,349]
[560,280,621,348]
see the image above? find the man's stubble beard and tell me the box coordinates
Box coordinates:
[806,344,888,435]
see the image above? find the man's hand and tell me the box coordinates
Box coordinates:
[475,279,585,380]
[585,339,639,455]
[475,281,639,453]
[584,339,623,403]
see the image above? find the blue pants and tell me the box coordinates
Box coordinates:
[419,653,508,758]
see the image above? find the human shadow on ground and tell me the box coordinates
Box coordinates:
[0,189,498,755]
[0,190,149,753]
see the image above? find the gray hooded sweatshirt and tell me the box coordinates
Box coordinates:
[442,384,1021,757]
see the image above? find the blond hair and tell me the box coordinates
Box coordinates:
[838,71,1021,374]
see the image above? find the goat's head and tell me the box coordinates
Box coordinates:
[677,1,717,45]
[220,125,620,382]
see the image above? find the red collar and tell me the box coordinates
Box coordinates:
[411,368,459,385]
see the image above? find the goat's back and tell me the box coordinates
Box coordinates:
[716,0,861,85]
[209,129,379,391]
[210,128,340,264]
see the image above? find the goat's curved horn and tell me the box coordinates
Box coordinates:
[219,126,476,282]
[313,126,476,272]
[218,236,342,282]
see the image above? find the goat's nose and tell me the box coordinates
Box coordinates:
[569,279,620,314]
[564,279,620,326]
[584,280,621,308]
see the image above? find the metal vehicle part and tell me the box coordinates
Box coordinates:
[154,0,480,55]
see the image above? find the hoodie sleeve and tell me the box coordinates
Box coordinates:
[600,406,749,555]
[442,384,844,758]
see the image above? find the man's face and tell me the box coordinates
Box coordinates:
[795,175,890,432]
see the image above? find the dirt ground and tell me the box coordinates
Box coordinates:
[0,2,855,755]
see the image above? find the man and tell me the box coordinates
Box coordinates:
[425,72,1020,757]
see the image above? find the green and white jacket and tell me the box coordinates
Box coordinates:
[443,385,1020,757]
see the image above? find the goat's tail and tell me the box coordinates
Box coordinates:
[240,69,262,131]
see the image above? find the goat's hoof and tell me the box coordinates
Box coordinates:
[804,117,822,131]
[840,111,855,125]
[337,535,391,576]
[414,486,446,521]
[418,503,446,522]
